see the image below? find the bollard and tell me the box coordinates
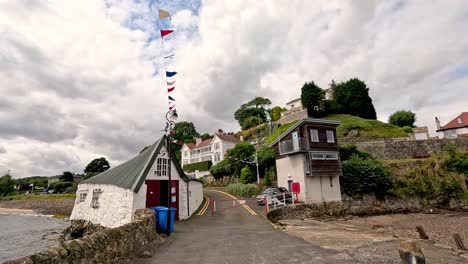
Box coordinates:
[416,225,429,240]
[283,193,286,206]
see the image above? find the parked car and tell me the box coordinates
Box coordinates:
[256,187,292,205]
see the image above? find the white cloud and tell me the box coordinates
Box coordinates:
[0,0,467,177]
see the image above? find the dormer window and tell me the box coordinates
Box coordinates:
[457,117,462,124]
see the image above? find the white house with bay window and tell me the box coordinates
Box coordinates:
[181,130,241,168]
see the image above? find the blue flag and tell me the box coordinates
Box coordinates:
[166,71,177,77]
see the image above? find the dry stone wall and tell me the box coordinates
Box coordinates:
[5,209,162,264]
[339,137,468,160]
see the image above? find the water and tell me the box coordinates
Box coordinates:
[0,214,68,262]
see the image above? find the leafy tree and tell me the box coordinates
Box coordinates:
[234,97,271,127]
[84,157,110,179]
[241,116,263,131]
[172,121,200,161]
[210,159,233,179]
[339,144,373,161]
[200,133,213,141]
[226,142,256,177]
[240,166,255,184]
[301,81,325,117]
[49,181,74,193]
[341,155,392,198]
[0,174,14,196]
[271,106,287,121]
[60,171,74,182]
[388,110,416,127]
[335,78,377,119]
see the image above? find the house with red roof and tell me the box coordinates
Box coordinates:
[181,130,241,169]
[435,112,468,138]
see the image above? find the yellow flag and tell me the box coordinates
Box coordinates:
[158,9,171,19]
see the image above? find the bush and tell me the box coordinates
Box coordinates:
[210,159,233,179]
[445,147,468,176]
[402,126,412,133]
[49,181,74,193]
[388,110,416,127]
[227,183,263,197]
[183,161,213,173]
[241,116,264,131]
[240,166,255,184]
[341,155,392,198]
[338,144,373,161]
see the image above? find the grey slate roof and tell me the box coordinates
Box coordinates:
[81,136,201,192]
[270,118,341,146]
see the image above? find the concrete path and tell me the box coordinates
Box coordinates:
[142,190,353,264]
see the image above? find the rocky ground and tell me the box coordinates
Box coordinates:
[276,212,468,263]
[0,199,74,216]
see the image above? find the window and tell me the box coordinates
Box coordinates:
[155,158,168,176]
[325,152,338,160]
[326,130,335,143]
[310,152,325,160]
[457,117,462,124]
[214,143,220,150]
[91,189,102,209]
[183,151,188,157]
[202,156,211,162]
[310,129,319,142]
[78,192,87,203]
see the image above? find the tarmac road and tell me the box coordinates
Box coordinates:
[142,190,354,264]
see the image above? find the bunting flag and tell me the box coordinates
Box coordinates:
[169,105,175,111]
[164,54,175,59]
[167,87,175,92]
[168,96,175,101]
[166,80,176,86]
[158,9,171,19]
[166,71,177,77]
[160,30,174,37]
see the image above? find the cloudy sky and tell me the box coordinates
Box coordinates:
[1,0,467,177]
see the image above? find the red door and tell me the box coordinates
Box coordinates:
[145,180,160,208]
[170,180,179,220]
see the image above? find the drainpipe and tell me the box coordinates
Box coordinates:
[187,181,190,217]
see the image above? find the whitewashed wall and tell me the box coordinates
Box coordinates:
[276,155,306,202]
[188,181,203,216]
[71,183,134,228]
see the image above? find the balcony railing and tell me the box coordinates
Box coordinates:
[279,138,309,155]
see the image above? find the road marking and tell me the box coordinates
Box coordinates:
[197,195,210,215]
[206,190,258,216]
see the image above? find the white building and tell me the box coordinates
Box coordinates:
[278,98,308,125]
[181,131,240,167]
[70,136,203,228]
[436,112,468,138]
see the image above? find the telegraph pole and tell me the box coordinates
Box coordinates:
[255,150,260,185]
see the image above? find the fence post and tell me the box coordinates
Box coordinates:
[264,195,269,213]
[416,225,429,240]
[453,233,467,251]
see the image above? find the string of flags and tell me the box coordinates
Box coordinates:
[158,8,178,115]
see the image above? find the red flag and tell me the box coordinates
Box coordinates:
[168,87,175,92]
[169,105,175,110]
[160,30,174,37]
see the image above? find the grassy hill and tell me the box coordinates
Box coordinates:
[264,114,409,144]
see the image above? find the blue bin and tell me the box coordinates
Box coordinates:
[169,207,177,233]
[151,206,167,232]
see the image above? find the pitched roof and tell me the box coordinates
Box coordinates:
[81,136,201,192]
[286,98,301,105]
[438,112,468,131]
[185,143,195,150]
[192,139,212,149]
[270,118,340,146]
[217,133,241,143]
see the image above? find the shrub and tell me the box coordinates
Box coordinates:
[183,161,213,173]
[402,126,412,133]
[388,110,416,127]
[338,144,372,161]
[241,116,264,131]
[240,166,255,184]
[341,155,392,198]
[445,147,468,176]
[210,159,233,179]
[49,181,74,193]
[227,183,263,197]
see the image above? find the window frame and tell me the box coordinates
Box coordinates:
[310,152,325,160]
[310,129,319,142]
[155,158,168,176]
[78,192,87,204]
[325,152,338,160]
[326,130,335,143]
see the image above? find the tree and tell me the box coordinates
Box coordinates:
[210,159,233,179]
[60,171,74,182]
[172,121,200,161]
[226,142,256,177]
[301,81,325,117]
[240,166,255,184]
[234,97,271,127]
[84,157,110,178]
[271,106,287,121]
[241,116,263,131]
[0,174,14,196]
[335,78,377,119]
[388,110,416,127]
[200,133,213,141]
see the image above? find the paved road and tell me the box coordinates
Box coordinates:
[142,190,353,264]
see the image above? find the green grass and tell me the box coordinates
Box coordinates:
[264,120,298,144]
[0,193,75,201]
[323,114,409,138]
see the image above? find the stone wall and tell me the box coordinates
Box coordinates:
[267,195,468,222]
[339,137,468,160]
[5,209,162,264]
[278,109,308,125]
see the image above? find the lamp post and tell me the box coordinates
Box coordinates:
[165,110,178,236]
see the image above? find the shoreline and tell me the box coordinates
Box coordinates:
[0,198,74,217]
[0,207,36,215]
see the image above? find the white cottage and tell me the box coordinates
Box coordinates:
[71,136,204,228]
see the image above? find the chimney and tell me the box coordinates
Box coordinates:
[216,129,224,135]
[195,137,202,145]
[435,117,441,130]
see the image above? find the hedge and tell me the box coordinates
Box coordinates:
[183,160,212,172]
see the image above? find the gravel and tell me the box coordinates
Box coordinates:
[0,199,75,216]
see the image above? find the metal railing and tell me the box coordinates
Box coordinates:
[263,192,298,213]
[279,138,309,154]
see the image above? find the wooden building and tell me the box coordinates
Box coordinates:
[270,118,342,203]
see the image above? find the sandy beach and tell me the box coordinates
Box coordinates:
[0,207,36,215]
